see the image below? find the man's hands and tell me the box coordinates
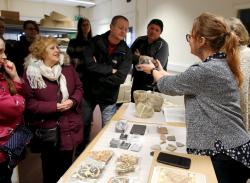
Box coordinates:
[138,55,153,64]
[57,99,74,112]
[137,60,156,74]
[134,49,141,57]
[136,59,163,74]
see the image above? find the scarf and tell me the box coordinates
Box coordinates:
[26,54,69,102]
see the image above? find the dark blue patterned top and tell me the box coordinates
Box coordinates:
[187,140,250,168]
[203,51,226,62]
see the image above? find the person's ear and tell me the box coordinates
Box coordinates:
[199,37,206,47]
[110,23,114,30]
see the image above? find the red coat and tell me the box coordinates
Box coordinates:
[0,73,25,162]
[23,64,83,151]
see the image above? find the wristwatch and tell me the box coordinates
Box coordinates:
[150,67,157,75]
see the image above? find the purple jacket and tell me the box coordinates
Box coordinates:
[23,64,83,151]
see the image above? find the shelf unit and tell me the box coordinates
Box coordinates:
[4,24,76,52]
[4,24,77,40]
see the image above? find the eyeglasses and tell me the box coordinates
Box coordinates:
[82,23,90,27]
[186,34,191,42]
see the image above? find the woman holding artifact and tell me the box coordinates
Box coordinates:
[138,13,250,183]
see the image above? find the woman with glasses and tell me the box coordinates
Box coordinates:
[11,20,39,77]
[67,17,92,69]
[66,17,92,154]
[138,12,250,183]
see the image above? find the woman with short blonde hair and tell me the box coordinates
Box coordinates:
[24,36,83,183]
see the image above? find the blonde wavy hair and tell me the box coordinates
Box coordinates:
[226,17,249,46]
[29,36,58,60]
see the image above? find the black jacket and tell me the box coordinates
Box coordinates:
[66,38,89,82]
[131,36,169,97]
[83,31,132,105]
[11,35,32,76]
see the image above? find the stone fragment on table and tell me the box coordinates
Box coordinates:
[157,126,168,134]
[160,134,167,140]
[176,142,185,147]
[160,139,166,144]
[166,144,177,151]
[115,120,128,133]
[110,138,121,148]
[167,135,176,141]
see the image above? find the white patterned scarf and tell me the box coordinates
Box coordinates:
[26,54,69,102]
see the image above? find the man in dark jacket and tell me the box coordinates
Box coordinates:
[131,19,169,101]
[82,15,132,146]
[11,20,39,76]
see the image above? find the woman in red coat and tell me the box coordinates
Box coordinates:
[23,36,83,183]
[0,37,25,183]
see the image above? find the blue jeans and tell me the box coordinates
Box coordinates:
[79,99,117,152]
[81,98,96,148]
[99,103,117,126]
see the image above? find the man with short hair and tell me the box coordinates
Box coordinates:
[81,15,132,149]
[130,19,169,101]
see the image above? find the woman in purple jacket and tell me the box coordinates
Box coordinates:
[23,36,83,183]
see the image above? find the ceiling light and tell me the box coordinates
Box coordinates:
[65,0,95,5]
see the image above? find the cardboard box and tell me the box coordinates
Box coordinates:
[4,19,21,25]
[0,10,19,20]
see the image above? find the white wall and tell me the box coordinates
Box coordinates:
[87,0,112,35]
[137,0,236,71]
[84,0,250,72]
[85,0,136,37]
[2,0,248,72]
[0,0,79,23]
